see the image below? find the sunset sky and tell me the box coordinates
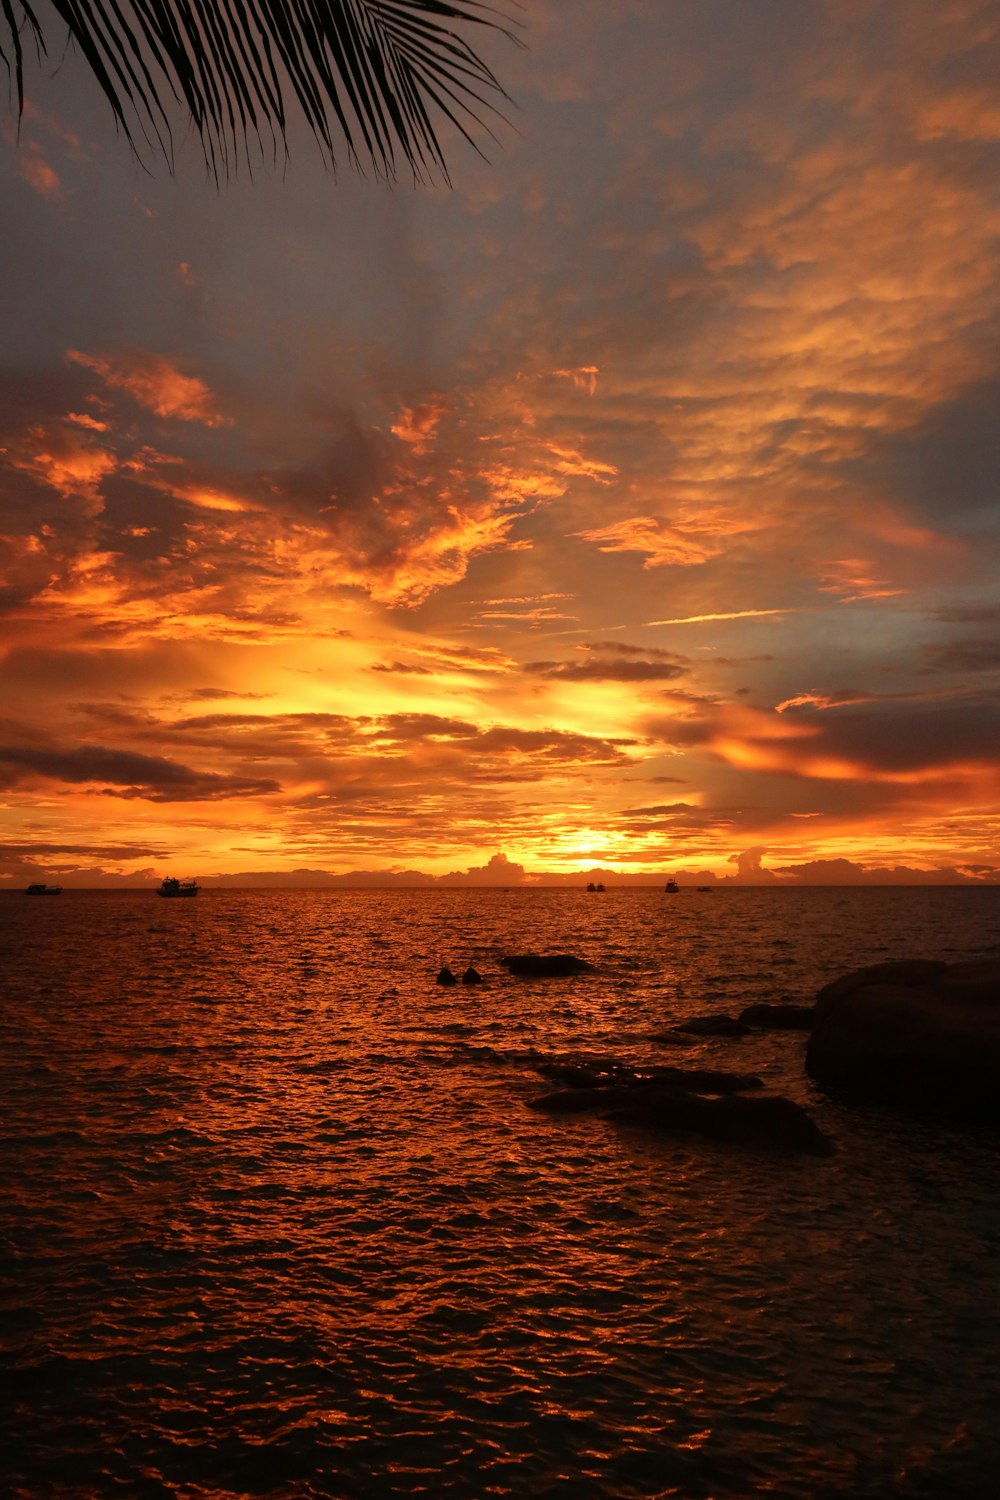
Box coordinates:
[2,0,999,886]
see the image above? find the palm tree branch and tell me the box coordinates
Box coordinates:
[3,0,518,181]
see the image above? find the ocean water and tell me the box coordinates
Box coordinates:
[1,885,998,1500]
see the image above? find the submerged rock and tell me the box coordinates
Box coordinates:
[739,1002,816,1030]
[501,953,595,977]
[806,958,1000,1118]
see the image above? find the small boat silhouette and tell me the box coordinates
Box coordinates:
[664,879,680,893]
[158,877,200,898]
[26,883,62,895]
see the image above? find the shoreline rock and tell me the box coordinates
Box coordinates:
[806,958,1000,1119]
[739,1002,816,1030]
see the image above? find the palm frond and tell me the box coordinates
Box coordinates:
[3,0,519,182]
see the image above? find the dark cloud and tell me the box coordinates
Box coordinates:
[931,603,1000,625]
[180,711,355,733]
[526,638,689,683]
[799,700,1000,774]
[921,640,1000,674]
[772,857,997,886]
[370,661,433,675]
[188,687,272,700]
[0,840,168,858]
[620,803,696,817]
[857,368,1000,530]
[526,657,686,682]
[473,725,635,761]
[0,744,280,800]
[380,713,479,741]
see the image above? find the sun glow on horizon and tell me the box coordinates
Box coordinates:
[2,5,999,888]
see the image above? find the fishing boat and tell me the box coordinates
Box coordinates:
[664,878,680,893]
[25,883,62,895]
[158,877,200,898]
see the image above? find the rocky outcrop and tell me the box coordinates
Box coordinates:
[536,1060,763,1094]
[529,1075,830,1155]
[806,958,1000,1117]
[739,1002,816,1030]
[436,966,458,986]
[612,1091,833,1155]
[501,953,595,977]
[462,967,483,985]
[652,1013,749,1040]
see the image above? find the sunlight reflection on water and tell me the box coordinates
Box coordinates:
[1,887,999,1498]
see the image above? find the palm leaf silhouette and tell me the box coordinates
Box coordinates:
[2,0,516,181]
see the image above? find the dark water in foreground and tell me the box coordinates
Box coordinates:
[1,886,999,1499]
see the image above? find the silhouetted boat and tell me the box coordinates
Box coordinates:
[26,883,62,895]
[586,882,596,892]
[665,879,680,893]
[158,877,200,898]
[596,882,606,892]
[697,886,713,893]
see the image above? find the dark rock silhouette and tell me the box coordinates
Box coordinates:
[501,953,595,977]
[462,967,483,985]
[806,958,1000,1118]
[536,1060,763,1094]
[529,1079,830,1154]
[739,1002,816,1030]
[612,1091,832,1155]
[436,966,458,986]
[653,1013,749,1039]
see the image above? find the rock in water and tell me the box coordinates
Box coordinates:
[529,1083,831,1154]
[436,966,458,986]
[462,967,483,985]
[656,1013,749,1038]
[806,958,1000,1118]
[501,954,595,977]
[612,1092,833,1155]
[739,1003,816,1030]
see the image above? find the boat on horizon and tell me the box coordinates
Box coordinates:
[158,877,200,898]
[664,879,680,893]
[26,883,62,895]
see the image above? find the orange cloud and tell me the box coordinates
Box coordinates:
[391,399,447,451]
[818,559,905,602]
[67,350,227,426]
[17,145,59,198]
[6,426,116,511]
[66,413,109,433]
[552,366,600,395]
[577,516,719,568]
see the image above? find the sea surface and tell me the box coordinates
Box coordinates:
[1,885,998,1500]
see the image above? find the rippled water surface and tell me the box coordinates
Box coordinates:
[2,886,999,1499]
